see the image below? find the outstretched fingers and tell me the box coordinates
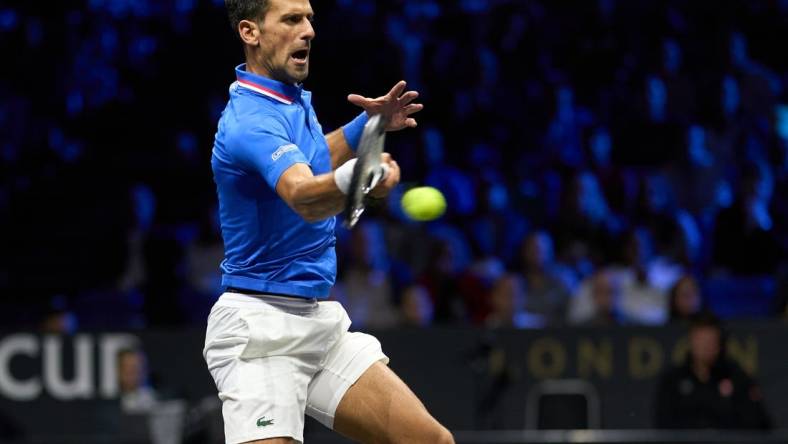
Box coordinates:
[402,103,424,115]
[398,90,419,106]
[386,80,407,100]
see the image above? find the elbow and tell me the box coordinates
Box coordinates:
[292,201,327,223]
[296,209,322,223]
[282,176,336,223]
[284,181,319,223]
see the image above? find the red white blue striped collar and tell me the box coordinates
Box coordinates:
[234,64,301,105]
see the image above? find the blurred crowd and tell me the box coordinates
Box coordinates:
[3,0,788,331]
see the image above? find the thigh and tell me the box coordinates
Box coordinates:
[332,362,452,444]
[204,305,311,443]
[305,331,388,428]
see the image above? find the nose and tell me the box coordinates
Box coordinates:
[301,19,315,42]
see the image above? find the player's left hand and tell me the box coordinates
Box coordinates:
[348,81,423,131]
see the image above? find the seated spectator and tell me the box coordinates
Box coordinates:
[668,275,703,324]
[457,254,505,326]
[486,274,544,328]
[654,313,772,429]
[399,284,434,327]
[568,270,620,326]
[517,231,571,325]
[334,221,399,330]
[609,229,669,325]
[118,348,159,414]
[418,238,465,324]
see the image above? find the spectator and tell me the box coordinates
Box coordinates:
[399,284,434,327]
[610,229,669,325]
[668,275,703,324]
[418,238,465,324]
[486,273,543,328]
[568,269,620,326]
[334,221,399,330]
[118,348,159,414]
[517,231,571,325]
[654,313,772,429]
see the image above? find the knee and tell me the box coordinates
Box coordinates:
[433,425,455,444]
[418,424,454,444]
[390,422,453,444]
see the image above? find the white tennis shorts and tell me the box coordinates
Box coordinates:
[203,292,389,444]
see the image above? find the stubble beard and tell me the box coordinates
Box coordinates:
[269,63,309,86]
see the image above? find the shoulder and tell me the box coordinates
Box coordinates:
[226,108,291,143]
[227,90,291,131]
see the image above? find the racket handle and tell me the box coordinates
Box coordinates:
[367,163,390,192]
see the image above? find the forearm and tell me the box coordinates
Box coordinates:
[325,128,354,169]
[283,170,346,222]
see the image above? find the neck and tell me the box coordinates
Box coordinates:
[245,57,273,80]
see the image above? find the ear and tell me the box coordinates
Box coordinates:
[238,19,260,47]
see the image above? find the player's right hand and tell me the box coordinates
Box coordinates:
[369,152,400,198]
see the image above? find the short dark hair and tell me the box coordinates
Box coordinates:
[225,0,271,33]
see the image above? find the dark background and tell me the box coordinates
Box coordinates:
[2,0,788,442]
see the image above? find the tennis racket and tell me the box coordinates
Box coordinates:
[343,114,388,228]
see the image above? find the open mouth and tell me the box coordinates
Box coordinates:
[291,49,309,64]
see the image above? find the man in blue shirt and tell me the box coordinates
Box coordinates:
[203,1,453,443]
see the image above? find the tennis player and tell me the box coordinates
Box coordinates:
[203,0,454,443]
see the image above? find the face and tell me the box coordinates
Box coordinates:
[690,326,720,367]
[591,272,614,310]
[491,275,523,315]
[675,278,700,316]
[118,352,146,392]
[247,0,315,84]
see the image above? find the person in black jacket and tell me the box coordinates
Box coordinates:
[654,313,772,429]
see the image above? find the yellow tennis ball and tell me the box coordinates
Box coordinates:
[401,186,446,221]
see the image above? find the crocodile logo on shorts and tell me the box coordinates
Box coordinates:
[257,416,275,427]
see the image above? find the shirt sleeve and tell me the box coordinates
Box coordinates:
[231,116,310,190]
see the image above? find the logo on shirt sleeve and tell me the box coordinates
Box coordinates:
[272,143,298,161]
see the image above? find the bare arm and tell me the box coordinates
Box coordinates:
[276,154,401,223]
[325,127,355,170]
[276,163,346,223]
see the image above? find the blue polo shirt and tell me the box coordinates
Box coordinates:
[211,64,335,298]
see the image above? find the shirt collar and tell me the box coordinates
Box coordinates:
[234,64,302,105]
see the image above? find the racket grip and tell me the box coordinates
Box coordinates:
[367,163,390,191]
